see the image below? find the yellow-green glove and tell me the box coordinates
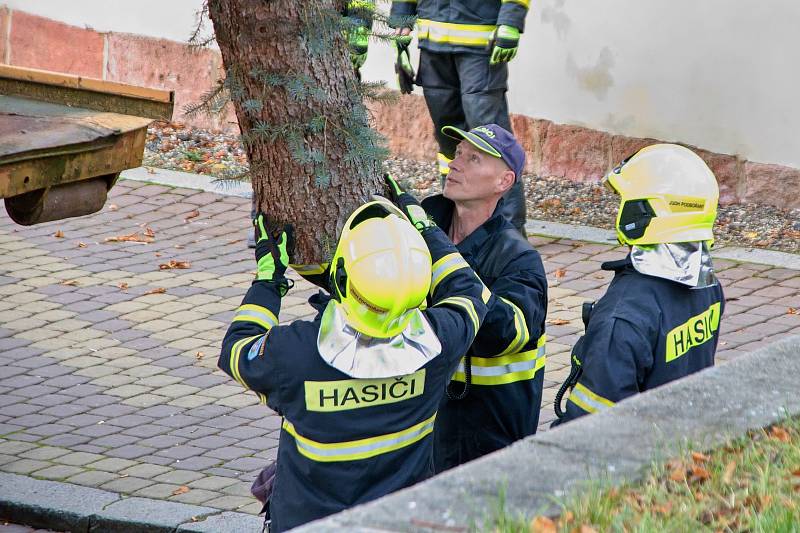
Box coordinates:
[489,25,520,65]
[253,213,294,295]
[383,174,435,232]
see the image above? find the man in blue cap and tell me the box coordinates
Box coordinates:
[420,124,548,471]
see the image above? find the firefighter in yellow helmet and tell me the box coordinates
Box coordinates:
[219,197,491,531]
[553,144,725,425]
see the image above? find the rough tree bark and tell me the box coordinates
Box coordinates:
[207,0,383,264]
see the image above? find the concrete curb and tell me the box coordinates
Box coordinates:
[299,334,800,531]
[122,167,799,270]
[121,167,253,199]
[0,472,263,533]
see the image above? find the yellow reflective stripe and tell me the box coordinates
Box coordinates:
[568,382,615,414]
[232,304,278,330]
[481,284,492,304]
[452,335,546,385]
[282,413,436,462]
[502,0,530,7]
[435,296,479,334]
[430,253,470,295]
[290,263,329,276]
[437,152,452,175]
[497,297,530,356]
[229,334,263,388]
[417,19,495,46]
[257,392,268,405]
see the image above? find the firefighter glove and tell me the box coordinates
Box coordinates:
[253,213,294,294]
[348,25,369,70]
[489,25,520,65]
[394,37,415,94]
[383,174,435,232]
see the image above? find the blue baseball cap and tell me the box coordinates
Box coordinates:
[442,124,525,181]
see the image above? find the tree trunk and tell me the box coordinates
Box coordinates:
[208,0,383,264]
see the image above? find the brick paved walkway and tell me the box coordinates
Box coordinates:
[0,179,798,517]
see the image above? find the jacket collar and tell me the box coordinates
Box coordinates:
[601,255,634,272]
[421,194,507,256]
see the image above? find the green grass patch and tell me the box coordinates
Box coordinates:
[487,417,800,532]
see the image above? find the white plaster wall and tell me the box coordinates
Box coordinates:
[13,0,800,168]
[360,0,800,168]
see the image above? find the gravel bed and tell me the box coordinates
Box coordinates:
[144,123,800,254]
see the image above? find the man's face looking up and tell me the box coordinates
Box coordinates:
[443,141,514,203]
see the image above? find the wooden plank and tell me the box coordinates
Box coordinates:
[0,65,174,121]
[0,64,172,103]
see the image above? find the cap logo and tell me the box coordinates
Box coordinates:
[473,126,496,138]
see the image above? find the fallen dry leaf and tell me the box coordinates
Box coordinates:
[172,485,190,496]
[145,287,166,295]
[60,280,79,286]
[144,226,156,238]
[554,269,567,279]
[195,351,204,360]
[744,231,759,239]
[689,464,711,483]
[77,242,87,248]
[108,204,119,211]
[184,209,200,222]
[53,230,64,238]
[117,282,129,290]
[174,244,185,249]
[159,260,191,270]
[104,231,153,244]
[155,252,163,257]
[529,516,557,533]
[548,318,571,326]
[722,460,737,484]
[691,451,710,463]
[789,307,798,315]
[769,426,791,442]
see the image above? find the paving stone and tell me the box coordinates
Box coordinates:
[71,423,121,438]
[120,463,174,478]
[60,413,106,427]
[155,445,207,460]
[122,393,171,408]
[100,476,154,494]
[168,487,222,506]
[40,434,91,448]
[202,494,253,511]
[106,444,159,460]
[138,435,188,450]
[218,481,255,498]
[2,459,52,474]
[32,464,85,480]
[154,469,206,485]
[89,457,140,472]
[25,423,74,437]
[20,446,70,461]
[188,475,239,491]
[59,451,107,466]
[66,469,120,487]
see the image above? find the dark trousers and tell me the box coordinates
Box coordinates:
[417,49,527,235]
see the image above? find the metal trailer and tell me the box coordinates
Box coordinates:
[0,65,174,225]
